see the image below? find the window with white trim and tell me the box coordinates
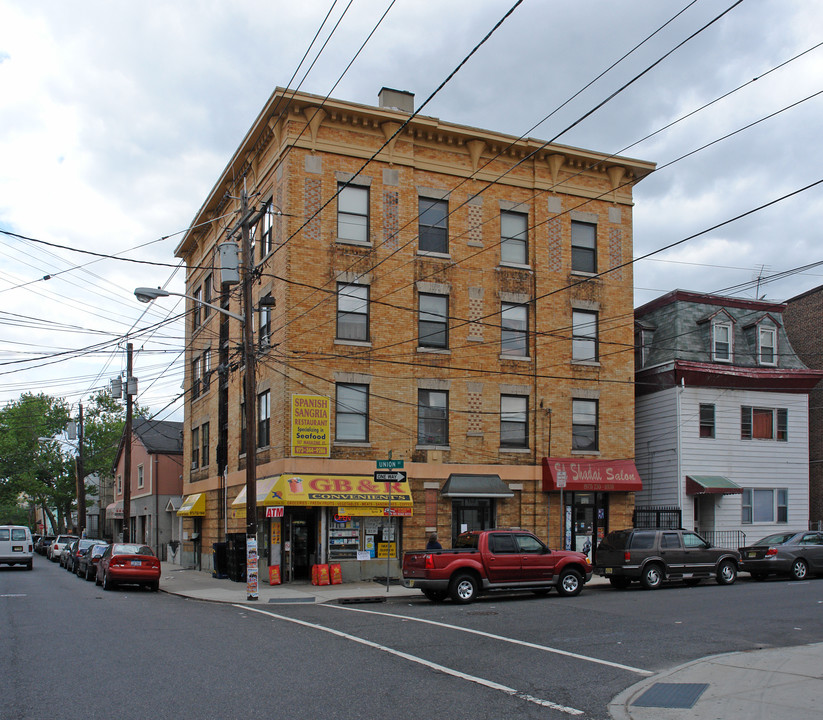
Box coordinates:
[419,197,448,253]
[572,399,598,451]
[758,327,776,366]
[201,422,209,469]
[257,390,270,448]
[419,293,448,348]
[260,199,274,259]
[741,406,787,441]
[571,221,597,273]
[742,488,788,524]
[501,303,528,357]
[337,283,369,341]
[191,427,200,469]
[137,464,144,488]
[699,404,715,438]
[712,322,732,362]
[572,310,598,361]
[338,184,369,243]
[336,383,368,442]
[500,395,528,448]
[500,211,528,265]
[418,389,448,445]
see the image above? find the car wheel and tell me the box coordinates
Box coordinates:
[790,559,809,581]
[449,573,479,604]
[103,571,116,591]
[85,565,92,581]
[422,589,448,602]
[716,560,737,585]
[640,564,663,590]
[556,569,583,597]
[609,576,631,589]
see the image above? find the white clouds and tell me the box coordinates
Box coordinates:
[1,0,822,415]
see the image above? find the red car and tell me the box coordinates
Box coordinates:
[96,543,161,592]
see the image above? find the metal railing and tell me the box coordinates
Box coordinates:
[700,530,747,549]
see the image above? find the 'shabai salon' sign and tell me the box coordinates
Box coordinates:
[291,394,330,458]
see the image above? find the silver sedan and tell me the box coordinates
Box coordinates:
[739,531,823,581]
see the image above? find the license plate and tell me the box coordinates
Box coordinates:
[407,579,414,587]
[12,545,22,552]
[748,552,756,558]
[605,567,613,574]
[130,560,142,566]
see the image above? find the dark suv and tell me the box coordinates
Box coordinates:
[595,528,740,589]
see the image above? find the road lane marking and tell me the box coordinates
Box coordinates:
[328,604,653,676]
[235,603,584,715]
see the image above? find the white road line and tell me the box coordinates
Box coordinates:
[328,604,653,676]
[234,603,584,716]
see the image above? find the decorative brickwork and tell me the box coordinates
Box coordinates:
[383,190,399,249]
[609,227,623,280]
[304,178,321,242]
[468,203,483,245]
[468,287,484,340]
[547,217,562,272]
[467,388,483,434]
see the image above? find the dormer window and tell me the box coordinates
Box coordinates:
[758,326,776,366]
[712,322,732,362]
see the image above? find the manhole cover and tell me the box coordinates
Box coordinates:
[633,683,709,709]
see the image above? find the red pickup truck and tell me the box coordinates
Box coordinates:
[402,529,592,603]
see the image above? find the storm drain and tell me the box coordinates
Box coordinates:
[632,683,709,709]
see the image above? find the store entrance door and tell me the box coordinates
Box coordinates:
[451,498,493,545]
[284,508,316,582]
[566,492,608,562]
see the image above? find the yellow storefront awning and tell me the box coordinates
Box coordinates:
[232,474,413,509]
[177,493,206,517]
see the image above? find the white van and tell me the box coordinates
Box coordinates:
[0,525,34,569]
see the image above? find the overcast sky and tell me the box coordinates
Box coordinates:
[1,0,822,422]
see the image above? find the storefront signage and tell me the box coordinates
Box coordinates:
[541,458,643,492]
[265,506,284,518]
[291,394,330,458]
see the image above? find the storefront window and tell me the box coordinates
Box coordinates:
[327,513,397,560]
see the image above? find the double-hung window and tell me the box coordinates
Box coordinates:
[500,211,528,265]
[257,390,270,448]
[571,221,597,273]
[260,199,274,259]
[191,355,203,400]
[419,198,448,253]
[137,464,144,489]
[501,303,528,357]
[191,427,200,469]
[500,395,528,448]
[259,295,272,349]
[742,488,788,524]
[759,327,776,365]
[192,286,202,330]
[418,390,448,446]
[337,283,369,341]
[699,404,715,438]
[712,322,732,362]
[336,383,368,442]
[201,422,210,469]
[572,310,598,361]
[202,275,212,320]
[201,349,211,392]
[572,399,598,451]
[741,406,787,441]
[338,184,369,243]
[419,294,448,348]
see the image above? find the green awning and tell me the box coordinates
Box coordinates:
[686,475,742,496]
[441,474,514,498]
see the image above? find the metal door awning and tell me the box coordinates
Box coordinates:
[686,475,742,495]
[440,474,513,498]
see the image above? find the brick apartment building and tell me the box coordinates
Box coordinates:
[784,284,823,527]
[173,87,655,581]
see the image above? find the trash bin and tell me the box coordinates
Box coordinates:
[212,542,228,579]
[226,533,246,583]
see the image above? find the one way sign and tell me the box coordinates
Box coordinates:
[373,471,407,483]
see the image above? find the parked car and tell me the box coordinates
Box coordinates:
[60,539,77,568]
[66,538,98,575]
[96,543,161,592]
[35,535,55,556]
[0,525,34,569]
[402,529,592,603]
[48,535,77,562]
[739,531,823,581]
[76,542,109,580]
[595,528,740,589]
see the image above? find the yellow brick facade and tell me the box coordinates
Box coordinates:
[174,88,654,581]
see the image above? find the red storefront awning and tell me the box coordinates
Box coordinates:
[542,458,643,492]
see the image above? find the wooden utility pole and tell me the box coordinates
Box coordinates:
[75,402,85,537]
[123,343,133,543]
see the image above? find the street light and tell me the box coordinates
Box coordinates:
[135,256,260,600]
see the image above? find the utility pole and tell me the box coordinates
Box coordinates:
[75,402,86,537]
[123,342,134,543]
[240,189,259,600]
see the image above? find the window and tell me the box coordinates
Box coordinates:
[418,390,448,446]
[741,406,787,441]
[742,488,789,524]
[191,355,202,400]
[201,422,210,469]
[699,404,715,438]
[260,200,274,259]
[572,310,598,361]
[137,464,144,489]
[419,294,448,348]
[489,533,517,553]
[192,286,202,330]
[337,184,369,243]
[419,197,448,253]
[500,395,528,448]
[257,390,270,448]
[501,303,528,357]
[759,327,776,365]
[635,327,653,369]
[191,427,200,469]
[337,283,369,341]
[259,295,272,349]
[202,275,212,320]
[571,221,597,273]
[117,475,122,494]
[500,211,528,265]
[336,383,368,442]
[712,322,732,362]
[572,399,598,451]
[201,349,211,392]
